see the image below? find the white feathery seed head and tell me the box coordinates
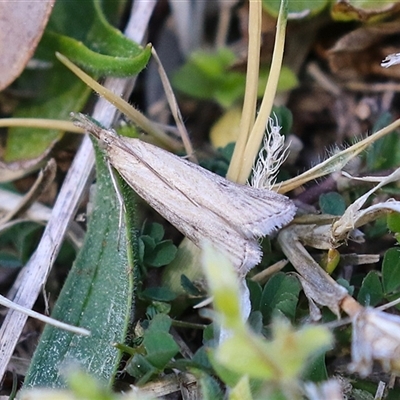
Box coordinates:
[251,115,289,190]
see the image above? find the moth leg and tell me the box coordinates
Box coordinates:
[107,160,126,250]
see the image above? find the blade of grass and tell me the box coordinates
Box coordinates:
[0,295,90,336]
[150,47,197,162]
[0,118,83,133]
[236,0,288,184]
[56,52,181,152]
[226,0,261,182]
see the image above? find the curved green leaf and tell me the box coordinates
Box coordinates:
[263,0,329,17]
[42,32,151,77]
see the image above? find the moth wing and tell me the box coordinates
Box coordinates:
[107,141,262,274]
[118,138,296,239]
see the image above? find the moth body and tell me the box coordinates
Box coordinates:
[74,114,296,274]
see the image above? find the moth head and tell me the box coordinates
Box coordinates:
[71,112,116,145]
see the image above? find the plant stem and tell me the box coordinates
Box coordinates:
[0,118,83,133]
[237,0,288,184]
[226,0,261,182]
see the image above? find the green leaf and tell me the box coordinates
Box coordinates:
[271,105,293,135]
[148,313,172,333]
[140,235,156,250]
[229,376,253,400]
[144,331,179,370]
[42,31,151,77]
[382,248,400,294]
[138,236,153,263]
[366,113,400,170]
[0,251,22,269]
[365,216,389,239]
[24,140,137,388]
[5,73,90,161]
[247,279,262,312]
[181,274,202,296]
[214,72,247,108]
[126,354,158,381]
[199,373,225,400]
[201,244,243,328]
[263,0,329,17]
[145,240,177,267]
[217,320,332,381]
[337,277,354,296]
[142,222,165,242]
[146,301,171,318]
[42,0,150,77]
[0,221,43,263]
[357,271,383,307]
[207,349,243,388]
[139,223,177,268]
[192,346,213,370]
[248,311,263,334]
[162,239,204,297]
[172,49,243,108]
[258,66,299,95]
[203,324,215,342]
[301,352,328,382]
[319,192,346,215]
[126,314,179,377]
[387,212,400,233]
[141,286,177,302]
[260,272,301,321]
[173,49,297,109]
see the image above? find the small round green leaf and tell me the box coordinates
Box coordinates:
[319,192,346,216]
[382,248,400,294]
[357,271,383,306]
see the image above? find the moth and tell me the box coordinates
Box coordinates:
[74,114,296,275]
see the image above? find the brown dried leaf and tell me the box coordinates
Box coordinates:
[332,0,400,23]
[0,143,53,183]
[0,158,56,225]
[278,224,348,318]
[0,0,55,90]
[328,20,400,80]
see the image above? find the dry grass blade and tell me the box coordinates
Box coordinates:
[0,118,83,133]
[0,295,90,336]
[276,117,400,193]
[332,167,400,243]
[0,159,56,225]
[150,47,196,162]
[228,0,288,184]
[226,0,261,182]
[56,52,181,152]
[278,225,348,319]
